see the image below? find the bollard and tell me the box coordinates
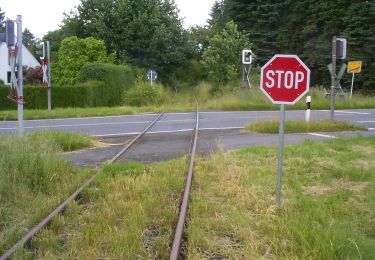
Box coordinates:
[305,95,311,122]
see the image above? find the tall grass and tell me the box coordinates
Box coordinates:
[188,136,375,258]
[15,160,187,258]
[27,131,94,152]
[0,133,90,254]
[1,83,374,121]
[245,119,366,133]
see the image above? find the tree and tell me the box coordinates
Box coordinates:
[202,21,251,89]
[60,0,191,79]
[226,0,286,65]
[208,0,230,33]
[0,7,5,32]
[22,28,40,58]
[54,36,113,85]
[343,1,375,93]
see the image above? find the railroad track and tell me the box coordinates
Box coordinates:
[1,105,200,259]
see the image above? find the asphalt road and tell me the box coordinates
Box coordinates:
[1,109,374,166]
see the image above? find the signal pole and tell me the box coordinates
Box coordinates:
[17,15,24,136]
[330,36,336,121]
[47,41,51,111]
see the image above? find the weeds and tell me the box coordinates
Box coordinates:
[0,133,90,254]
[245,119,366,133]
[188,136,375,259]
[1,84,374,120]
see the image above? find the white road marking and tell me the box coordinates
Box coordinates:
[200,111,277,114]
[5,113,159,123]
[308,133,337,139]
[335,111,371,115]
[0,118,195,130]
[357,121,375,123]
[93,126,245,137]
[369,128,375,131]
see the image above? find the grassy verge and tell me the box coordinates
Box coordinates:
[245,119,366,133]
[15,160,187,259]
[12,136,375,258]
[188,136,375,258]
[27,131,95,152]
[0,106,165,121]
[1,85,374,120]
[0,133,91,255]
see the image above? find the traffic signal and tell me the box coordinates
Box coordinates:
[242,50,253,64]
[35,42,46,59]
[6,20,15,47]
[336,38,347,59]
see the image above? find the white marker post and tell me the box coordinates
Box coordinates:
[305,96,311,122]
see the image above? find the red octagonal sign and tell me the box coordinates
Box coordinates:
[260,54,310,105]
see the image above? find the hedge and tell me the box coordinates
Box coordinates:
[78,63,141,106]
[0,63,140,110]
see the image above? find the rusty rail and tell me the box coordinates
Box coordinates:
[170,103,199,260]
[0,113,164,260]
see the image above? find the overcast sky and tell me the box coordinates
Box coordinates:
[1,0,217,39]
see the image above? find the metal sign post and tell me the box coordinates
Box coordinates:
[260,54,310,206]
[329,37,347,121]
[17,15,24,136]
[147,70,158,86]
[47,41,51,111]
[242,50,253,89]
[276,104,286,205]
[330,36,337,121]
[347,61,362,99]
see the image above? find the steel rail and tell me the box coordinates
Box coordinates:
[0,113,164,260]
[169,103,199,260]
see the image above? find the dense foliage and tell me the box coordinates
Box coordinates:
[0,62,139,110]
[223,0,375,92]
[1,1,375,95]
[202,21,251,91]
[57,0,192,80]
[54,37,114,85]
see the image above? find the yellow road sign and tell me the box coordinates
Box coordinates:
[347,61,362,73]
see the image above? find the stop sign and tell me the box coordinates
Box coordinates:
[260,54,310,105]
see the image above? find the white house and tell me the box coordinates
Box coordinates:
[0,33,40,85]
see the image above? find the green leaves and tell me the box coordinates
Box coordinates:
[55,37,112,85]
[202,21,251,88]
[58,0,190,79]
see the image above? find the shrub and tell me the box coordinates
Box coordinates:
[78,63,141,106]
[124,82,166,106]
[54,37,114,85]
[202,21,251,91]
[23,66,43,85]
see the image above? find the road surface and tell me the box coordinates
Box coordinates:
[0,109,374,166]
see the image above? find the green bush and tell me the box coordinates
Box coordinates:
[54,37,114,85]
[124,82,166,106]
[0,63,141,110]
[78,63,141,106]
[0,81,105,110]
[168,60,206,90]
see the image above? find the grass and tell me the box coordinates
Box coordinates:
[27,131,95,152]
[0,133,91,255]
[0,106,164,121]
[14,160,187,259]
[245,119,366,133]
[10,136,375,259]
[0,84,374,120]
[188,136,375,259]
